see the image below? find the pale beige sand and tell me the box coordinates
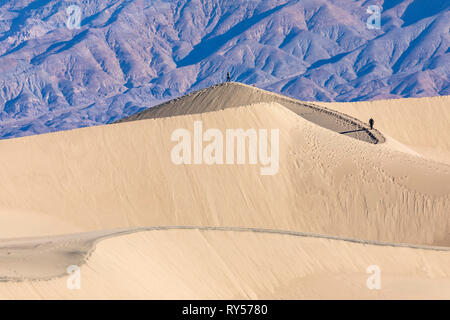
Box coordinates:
[4,226,448,282]
[118,82,384,144]
[0,229,133,281]
[0,101,449,246]
[319,96,450,165]
[2,228,450,300]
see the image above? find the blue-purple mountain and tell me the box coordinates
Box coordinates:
[0,0,448,139]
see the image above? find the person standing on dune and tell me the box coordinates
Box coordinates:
[226,72,231,82]
[369,118,374,130]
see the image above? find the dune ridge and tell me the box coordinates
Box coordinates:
[117,82,385,144]
[3,228,450,299]
[4,226,450,282]
[320,95,450,165]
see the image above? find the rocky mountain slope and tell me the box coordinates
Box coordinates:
[0,0,448,138]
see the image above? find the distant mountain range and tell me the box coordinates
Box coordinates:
[0,0,448,139]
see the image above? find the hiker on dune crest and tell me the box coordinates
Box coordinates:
[369,118,374,130]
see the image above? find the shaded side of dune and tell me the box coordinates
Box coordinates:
[320,95,450,165]
[116,82,385,144]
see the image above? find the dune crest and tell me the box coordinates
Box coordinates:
[320,96,450,165]
[117,82,384,144]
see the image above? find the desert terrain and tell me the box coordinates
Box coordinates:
[0,83,449,299]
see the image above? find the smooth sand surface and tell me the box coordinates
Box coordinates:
[0,229,134,281]
[0,83,449,299]
[2,228,450,299]
[320,96,450,165]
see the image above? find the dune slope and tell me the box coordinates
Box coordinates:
[0,99,448,246]
[2,228,450,299]
[320,96,450,165]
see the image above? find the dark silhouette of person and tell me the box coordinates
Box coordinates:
[226,72,231,82]
[369,118,374,130]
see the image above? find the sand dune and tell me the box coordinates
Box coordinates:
[0,229,132,281]
[0,83,449,299]
[4,226,450,282]
[2,228,450,300]
[118,82,384,144]
[0,101,449,245]
[320,96,450,165]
